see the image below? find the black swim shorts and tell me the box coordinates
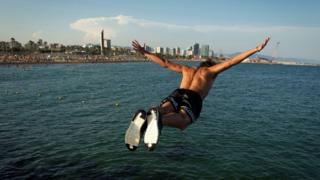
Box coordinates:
[160,88,203,123]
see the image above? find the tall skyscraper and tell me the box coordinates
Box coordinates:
[193,43,200,57]
[210,50,215,57]
[100,30,105,55]
[106,39,111,49]
[181,49,187,56]
[200,45,210,58]
[176,47,181,56]
[165,47,170,55]
[171,48,176,56]
[156,47,164,54]
[187,46,193,56]
[145,45,153,52]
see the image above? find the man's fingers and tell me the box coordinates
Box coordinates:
[132,40,142,48]
[132,40,138,45]
[132,42,136,47]
[133,40,140,46]
[265,37,270,44]
[132,42,140,50]
[260,37,269,47]
[132,41,143,53]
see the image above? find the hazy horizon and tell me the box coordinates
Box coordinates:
[1,0,320,62]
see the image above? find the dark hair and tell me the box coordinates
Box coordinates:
[199,58,217,67]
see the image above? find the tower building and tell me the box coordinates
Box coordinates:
[101,30,105,55]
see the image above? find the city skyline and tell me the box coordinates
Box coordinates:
[1,0,320,62]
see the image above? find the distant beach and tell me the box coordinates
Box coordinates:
[0,54,148,64]
[0,53,217,65]
[1,53,314,66]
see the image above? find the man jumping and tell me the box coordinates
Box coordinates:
[125,37,270,151]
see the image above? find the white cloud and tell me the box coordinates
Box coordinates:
[70,15,192,42]
[70,15,320,42]
[69,15,320,60]
[114,15,133,25]
[70,17,117,42]
[32,31,42,40]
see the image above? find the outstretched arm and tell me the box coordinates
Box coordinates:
[208,37,270,74]
[132,40,184,73]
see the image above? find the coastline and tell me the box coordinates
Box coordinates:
[0,54,318,67]
[0,53,203,65]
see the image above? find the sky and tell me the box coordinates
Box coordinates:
[1,0,320,62]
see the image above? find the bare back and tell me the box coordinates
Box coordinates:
[179,66,216,99]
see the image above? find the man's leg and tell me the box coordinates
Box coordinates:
[162,110,191,130]
[158,101,192,130]
[158,101,176,114]
[143,98,191,150]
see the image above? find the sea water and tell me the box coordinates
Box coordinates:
[0,62,319,179]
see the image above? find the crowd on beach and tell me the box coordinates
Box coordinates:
[0,54,148,64]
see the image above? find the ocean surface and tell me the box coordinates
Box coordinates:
[0,62,319,179]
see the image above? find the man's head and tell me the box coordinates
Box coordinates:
[199,58,217,68]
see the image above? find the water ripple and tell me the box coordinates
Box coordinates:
[1,63,320,179]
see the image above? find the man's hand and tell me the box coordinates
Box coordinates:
[132,40,148,55]
[256,37,270,52]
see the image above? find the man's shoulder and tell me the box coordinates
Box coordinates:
[181,65,193,72]
[197,67,217,78]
